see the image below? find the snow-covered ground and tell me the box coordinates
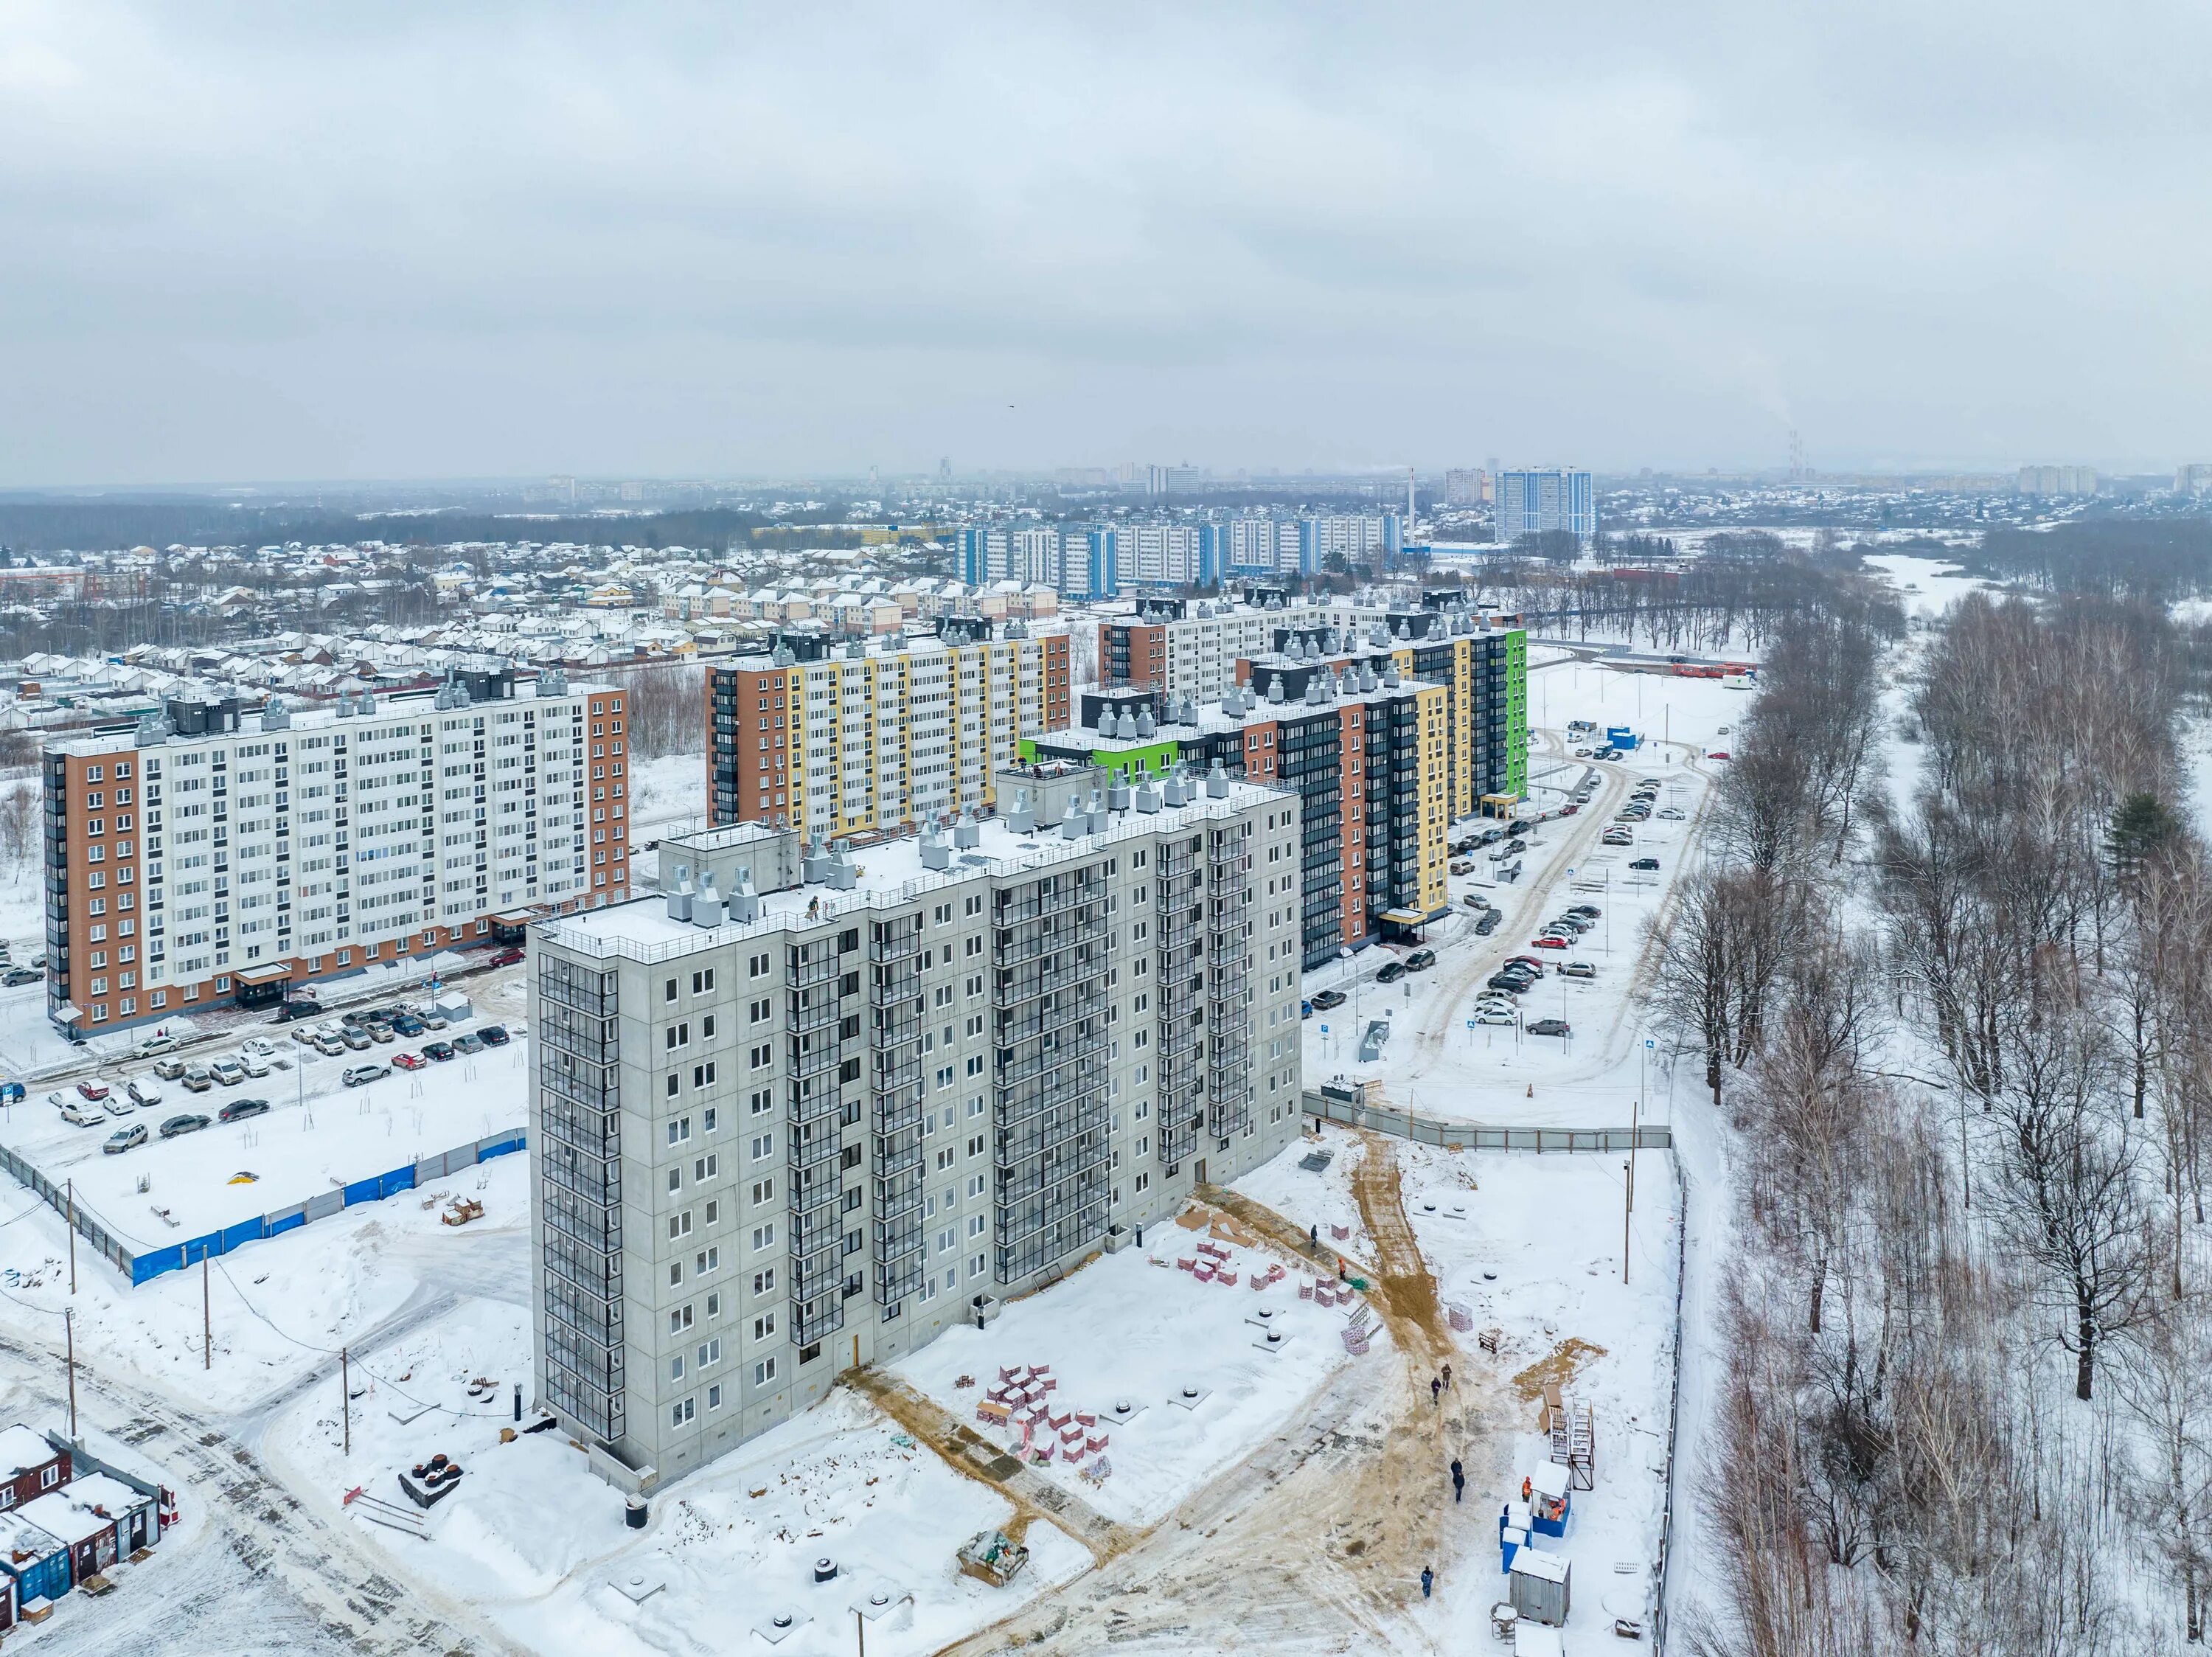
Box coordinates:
[896,1237,1360,1525]
[265,1299,1090,1657]
[0,1029,527,1253]
[1231,1124,1680,1651]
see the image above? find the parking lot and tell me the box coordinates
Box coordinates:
[0,985,529,1251]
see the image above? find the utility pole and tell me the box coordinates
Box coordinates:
[64,1308,77,1437]
[66,1179,76,1296]
[203,1252,212,1370]
[1621,1158,1632,1285]
[341,1347,351,1457]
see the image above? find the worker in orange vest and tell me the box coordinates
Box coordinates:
[1521,1474,1533,1504]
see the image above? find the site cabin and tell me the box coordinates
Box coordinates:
[18,1492,114,1585]
[1528,1461,1573,1538]
[0,1513,70,1611]
[0,1426,70,1510]
[1509,1543,1571,1628]
[65,1474,158,1558]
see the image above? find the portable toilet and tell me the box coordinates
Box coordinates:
[1529,1462,1573,1538]
[434,991,471,1025]
[1604,725,1638,751]
[1509,1545,1571,1628]
[1498,1498,1534,1571]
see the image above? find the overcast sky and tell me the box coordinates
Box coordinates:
[3,1,2206,487]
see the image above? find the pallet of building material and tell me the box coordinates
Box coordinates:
[1340,1327,1371,1355]
[1174,1209,1210,1232]
[1447,1302,1475,1333]
[957,1529,1029,1588]
[1479,1327,1504,1356]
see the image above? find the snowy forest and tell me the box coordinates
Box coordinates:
[1660,565,2212,1652]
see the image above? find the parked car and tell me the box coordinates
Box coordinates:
[1532,936,1569,950]
[271,998,322,1024]
[488,947,525,968]
[1602,830,1634,847]
[1374,962,1407,984]
[1449,859,1475,876]
[343,1063,391,1088]
[59,1100,106,1127]
[291,1026,321,1046]
[103,1124,147,1155]
[219,1098,271,1123]
[76,1079,111,1102]
[209,1060,246,1088]
[133,1034,177,1057]
[1475,1009,1515,1026]
[1506,956,1547,973]
[242,1037,278,1058]
[181,1064,212,1091]
[478,1024,511,1048]
[391,1015,425,1038]
[1485,973,1528,994]
[1526,1018,1573,1038]
[423,1040,456,1062]
[160,1113,211,1139]
[420,1012,449,1032]
[1310,989,1346,1011]
[153,1055,187,1079]
[341,1029,373,1052]
[1630,857,1661,872]
[367,1024,396,1044]
[128,1077,164,1108]
[1474,913,1500,935]
[313,1033,347,1057]
[237,1052,271,1078]
[1708,751,1731,760]
[1658,807,1686,821]
[1404,951,1436,973]
[1462,893,1486,909]
[1568,905,1601,920]
[1561,962,1597,979]
[0,967,38,987]
[392,1052,426,1071]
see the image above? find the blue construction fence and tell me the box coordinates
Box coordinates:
[0,1129,525,1287]
[125,1128,526,1284]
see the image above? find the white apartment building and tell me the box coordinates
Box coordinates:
[44,667,630,1035]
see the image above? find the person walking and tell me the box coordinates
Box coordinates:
[1451,1459,1465,1503]
[1442,1362,1453,1391]
[1309,1223,1320,1250]
[1430,1375,1442,1406]
[1420,1565,1435,1599]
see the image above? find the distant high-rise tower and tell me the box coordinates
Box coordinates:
[1496,468,1596,541]
[938,456,953,483]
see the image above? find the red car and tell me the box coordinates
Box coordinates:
[488,947,525,968]
[76,1079,111,1102]
[1533,936,1570,949]
[392,1052,426,1071]
[1708,751,1731,760]
[1506,956,1546,973]
[1561,804,1579,816]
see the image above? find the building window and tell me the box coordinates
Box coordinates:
[754,1357,778,1386]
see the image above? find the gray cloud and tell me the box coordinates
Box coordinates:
[1,0,2207,484]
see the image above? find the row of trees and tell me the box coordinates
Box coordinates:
[1664,580,2212,1650]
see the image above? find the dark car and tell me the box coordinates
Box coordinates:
[219,1098,271,1123]
[478,1024,511,1048]
[488,947,525,968]
[1526,1018,1573,1038]
[1405,949,1436,972]
[1374,962,1407,984]
[160,1112,211,1139]
[1474,913,1500,936]
[423,1041,456,1062]
[1310,989,1346,1010]
[1568,905,1601,920]
[454,1032,486,1055]
[391,1015,425,1038]
[272,998,321,1024]
[1630,857,1661,871]
[1486,973,1533,994]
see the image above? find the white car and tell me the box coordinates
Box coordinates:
[102,1095,136,1118]
[241,1037,278,1059]
[237,1052,271,1078]
[209,1059,246,1087]
[128,1078,164,1108]
[1475,1009,1516,1026]
[59,1101,105,1128]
